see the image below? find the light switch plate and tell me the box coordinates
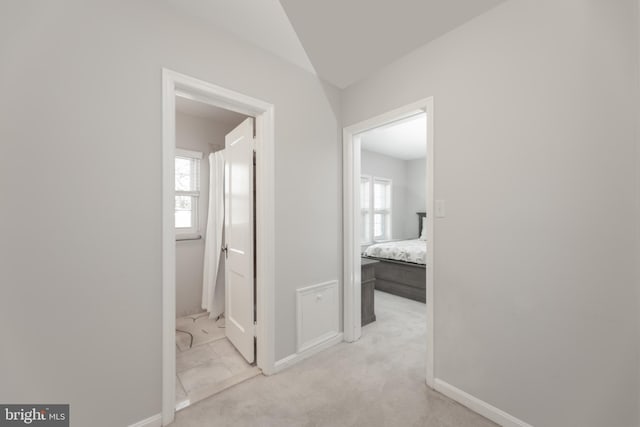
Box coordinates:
[435,200,445,218]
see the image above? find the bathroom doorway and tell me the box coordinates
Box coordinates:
[173,97,259,411]
[162,69,276,425]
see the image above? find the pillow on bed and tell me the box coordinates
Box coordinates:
[419,217,427,240]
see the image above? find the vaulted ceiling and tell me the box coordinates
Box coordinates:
[278,0,506,88]
[165,0,316,74]
[166,0,506,89]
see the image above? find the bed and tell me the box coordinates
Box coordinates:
[362,212,426,303]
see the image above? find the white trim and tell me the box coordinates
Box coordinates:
[273,333,344,373]
[342,98,434,388]
[175,233,202,241]
[161,70,177,426]
[162,69,276,426]
[342,132,361,342]
[434,379,534,427]
[175,148,203,159]
[128,414,162,427]
[255,106,276,377]
[425,97,434,387]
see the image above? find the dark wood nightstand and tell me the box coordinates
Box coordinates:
[361,258,378,326]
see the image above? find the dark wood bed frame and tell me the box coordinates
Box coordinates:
[364,212,426,303]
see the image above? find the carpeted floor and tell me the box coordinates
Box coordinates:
[172,291,497,427]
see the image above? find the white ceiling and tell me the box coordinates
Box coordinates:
[176,96,248,126]
[165,0,315,74]
[279,0,506,88]
[360,113,426,160]
[167,0,505,89]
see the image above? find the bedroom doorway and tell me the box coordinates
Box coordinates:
[162,69,276,426]
[342,98,434,387]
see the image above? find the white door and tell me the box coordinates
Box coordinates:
[224,117,255,363]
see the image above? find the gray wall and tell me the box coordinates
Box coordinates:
[637,1,640,420]
[0,2,340,426]
[175,112,231,317]
[2,1,639,427]
[344,1,640,426]
[361,150,426,241]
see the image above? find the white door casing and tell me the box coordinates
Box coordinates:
[162,69,275,426]
[224,117,255,363]
[342,98,434,386]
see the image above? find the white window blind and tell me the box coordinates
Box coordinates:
[175,149,202,234]
[361,176,371,243]
[361,175,392,243]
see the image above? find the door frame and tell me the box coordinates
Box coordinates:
[342,97,435,387]
[161,69,275,425]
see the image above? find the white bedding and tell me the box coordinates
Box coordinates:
[363,239,426,265]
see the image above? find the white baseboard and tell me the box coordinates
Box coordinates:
[128,413,162,427]
[274,332,343,373]
[434,379,533,427]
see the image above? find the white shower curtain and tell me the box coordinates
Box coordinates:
[202,150,225,319]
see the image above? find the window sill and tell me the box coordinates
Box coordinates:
[176,233,202,242]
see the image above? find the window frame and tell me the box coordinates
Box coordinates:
[175,148,203,236]
[372,177,392,241]
[360,175,372,244]
[360,175,392,244]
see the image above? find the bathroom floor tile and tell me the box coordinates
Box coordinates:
[176,342,220,373]
[174,333,259,411]
[176,313,226,351]
[175,376,188,401]
[178,359,234,394]
[209,338,240,357]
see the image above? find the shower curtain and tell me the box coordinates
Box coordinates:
[202,150,225,319]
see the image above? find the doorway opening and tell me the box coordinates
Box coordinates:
[173,97,258,411]
[162,69,275,426]
[342,98,434,386]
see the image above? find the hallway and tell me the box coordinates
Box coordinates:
[173,291,496,426]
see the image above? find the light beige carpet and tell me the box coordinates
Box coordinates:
[176,312,226,351]
[172,291,498,427]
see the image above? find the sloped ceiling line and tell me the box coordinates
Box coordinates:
[167,0,506,89]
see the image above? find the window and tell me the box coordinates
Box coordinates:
[361,175,391,243]
[361,176,371,243]
[175,149,202,234]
